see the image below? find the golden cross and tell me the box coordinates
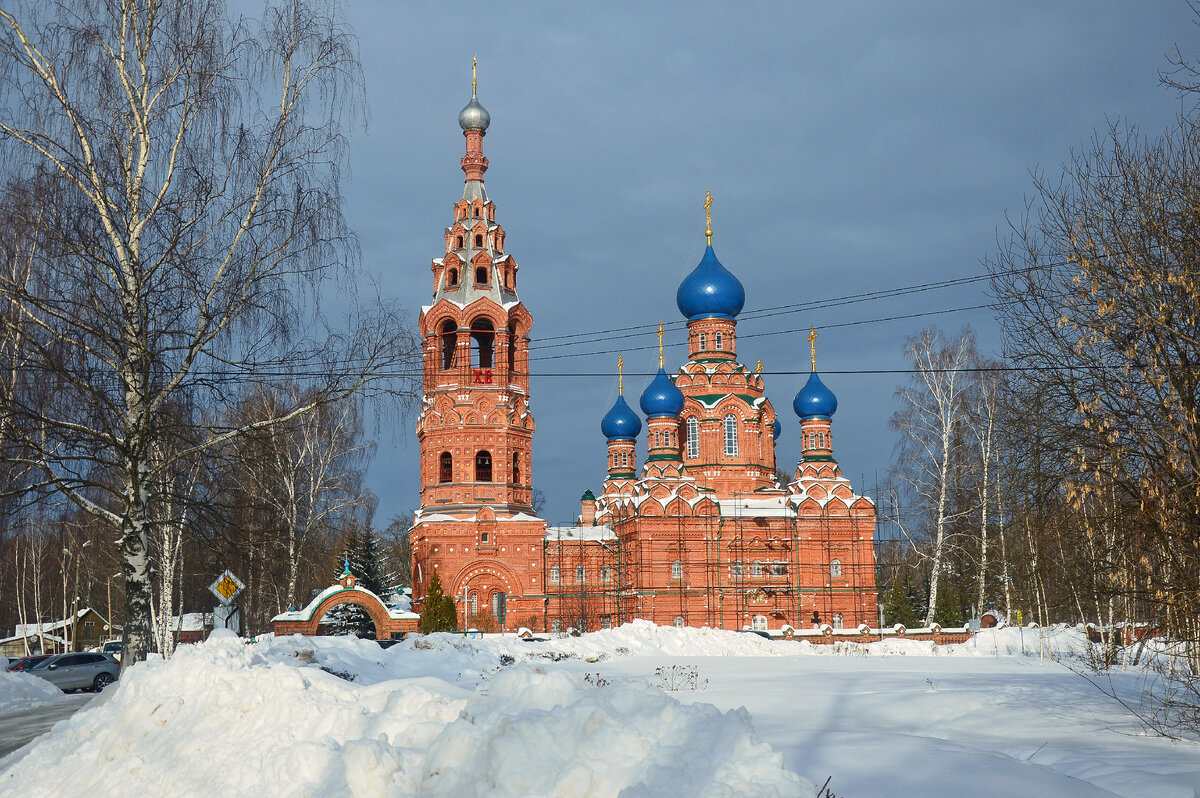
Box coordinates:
[755,358,762,374]
[704,189,713,244]
[472,56,477,96]
[657,321,664,369]
[808,325,818,371]
[617,353,624,395]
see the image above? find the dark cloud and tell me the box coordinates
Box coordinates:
[345,2,1192,523]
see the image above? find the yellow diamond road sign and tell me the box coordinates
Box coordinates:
[209,570,245,605]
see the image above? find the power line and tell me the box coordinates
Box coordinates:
[524,259,1073,350]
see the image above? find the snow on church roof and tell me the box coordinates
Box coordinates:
[718,496,792,518]
[546,524,616,542]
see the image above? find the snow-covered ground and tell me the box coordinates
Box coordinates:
[0,670,65,715]
[1,623,1198,797]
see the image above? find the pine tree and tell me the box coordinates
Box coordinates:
[882,572,924,628]
[420,570,457,633]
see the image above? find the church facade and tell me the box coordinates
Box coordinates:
[410,81,877,635]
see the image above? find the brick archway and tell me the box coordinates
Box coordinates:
[272,573,419,639]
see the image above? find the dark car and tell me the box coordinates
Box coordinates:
[26,652,119,692]
[7,654,53,672]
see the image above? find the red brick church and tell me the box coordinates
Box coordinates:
[410,76,877,634]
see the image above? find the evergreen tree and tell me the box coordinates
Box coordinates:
[420,570,457,633]
[324,524,388,639]
[882,572,924,628]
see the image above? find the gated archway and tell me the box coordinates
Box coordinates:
[272,568,419,639]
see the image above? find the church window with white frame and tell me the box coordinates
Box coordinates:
[723,414,738,456]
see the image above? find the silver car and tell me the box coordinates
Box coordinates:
[27,652,119,692]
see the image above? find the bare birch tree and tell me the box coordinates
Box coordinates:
[237,385,370,610]
[890,326,976,626]
[0,0,416,666]
[966,359,1004,617]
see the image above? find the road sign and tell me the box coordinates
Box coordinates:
[209,570,245,606]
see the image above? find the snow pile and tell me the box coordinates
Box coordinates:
[0,633,811,797]
[397,619,784,671]
[0,669,65,713]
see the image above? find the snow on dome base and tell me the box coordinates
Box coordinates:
[676,245,746,320]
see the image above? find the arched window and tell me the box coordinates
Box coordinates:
[752,615,768,631]
[475,266,488,284]
[475,450,492,482]
[698,333,707,350]
[492,592,506,620]
[575,565,585,582]
[832,613,844,630]
[471,319,494,368]
[830,559,843,578]
[549,565,560,584]
[551,618,562,632]
[468,592,477,617]
[440,320,457,370]
[674,616,684,628]
[671,560,683,579]
[715,332,723,350]
[686,417,699,459]
[439,452,452,483]
[507,323,517,372]
[601,565,611,583]
[724,414,739,456]
[512,452,520,484]
[447,268,458,287]
[456,235,464,248]
[475,233,483,247]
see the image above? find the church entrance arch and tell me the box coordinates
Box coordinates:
[451,562,521,632]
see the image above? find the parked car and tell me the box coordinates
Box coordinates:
[7,654,53,672]
[26,652,119,692]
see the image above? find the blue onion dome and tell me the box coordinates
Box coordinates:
[639,368,685,418]
[601,394,642,440]
[676,245,746,320]
[793,372,838,419]
[458,97,491,131]
[772,418,782,441]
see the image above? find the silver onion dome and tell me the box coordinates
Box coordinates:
[458,97,490,131]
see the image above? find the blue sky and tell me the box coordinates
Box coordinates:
[341,2,1193,525]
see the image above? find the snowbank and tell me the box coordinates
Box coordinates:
[0,670,65,714]
[0,633,811,797]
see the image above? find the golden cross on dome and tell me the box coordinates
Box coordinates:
[472,56,478,97]
[657,321,665,368]
[755,358,762,374]
[618,353,624,395]
[704,189,714,245]
[808,325,818,371]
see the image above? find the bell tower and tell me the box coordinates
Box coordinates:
[416,68,534,515]
[411,66,547,632]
